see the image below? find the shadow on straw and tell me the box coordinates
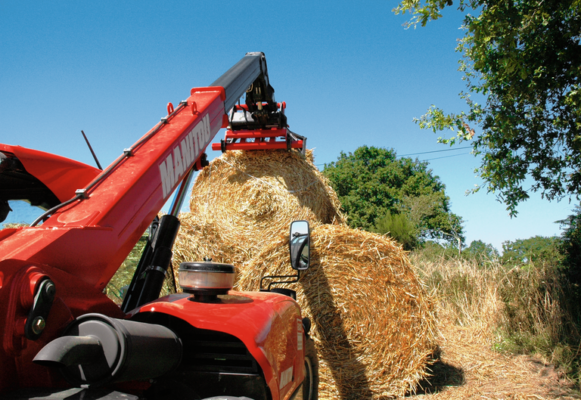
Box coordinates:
[304,251,374,399]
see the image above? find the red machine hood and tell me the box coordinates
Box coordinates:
[0,144,101,203]
[135,291,304,400]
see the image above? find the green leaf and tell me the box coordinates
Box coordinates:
[393,0,581,214]
[323,146,464,246]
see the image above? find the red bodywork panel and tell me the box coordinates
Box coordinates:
[135,291,305,400]
[0,87,225,290]
[211,102,305,153]
[0,144,101,203]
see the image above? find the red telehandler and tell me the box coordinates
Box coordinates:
[0,53,318,400]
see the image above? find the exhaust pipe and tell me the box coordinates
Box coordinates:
[34,313,182,388]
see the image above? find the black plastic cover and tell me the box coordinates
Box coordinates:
[33,313,182,388]
[211,52,266,114]
[0,152,60,210]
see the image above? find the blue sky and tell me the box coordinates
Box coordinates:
[0,1,575,251]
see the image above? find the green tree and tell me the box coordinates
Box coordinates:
[558,204,581,286]
[462,239,499,265]
[394,0,581,215]
[323,146,463,245]
[501,236,563,268]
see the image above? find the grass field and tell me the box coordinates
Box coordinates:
[410,247,581,395]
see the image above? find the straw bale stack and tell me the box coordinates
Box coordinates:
[236,224,437,399]
[173,149,437,398]
[174,150,345,268]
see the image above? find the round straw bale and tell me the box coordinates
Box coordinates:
[174,149,345,269]
[236,224,437,399]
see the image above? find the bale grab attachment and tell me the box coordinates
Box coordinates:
[210,53,306,154]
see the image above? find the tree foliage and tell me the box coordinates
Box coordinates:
[463,239,500,264]
[501,236,563,268]
[558,204,581,286]
[394,0,581,214]
[414,240,462,259]
[323,146,463,245]
[374,211,418,249]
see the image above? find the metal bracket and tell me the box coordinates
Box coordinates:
[75,189,88,199]
[25,279,56,340]
[260,270,301,291]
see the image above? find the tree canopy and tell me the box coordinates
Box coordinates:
[374,211,418,250]
[463,239,500,262]
[501,236,563,267]
[394,0,581,215]
[323,146,463,246]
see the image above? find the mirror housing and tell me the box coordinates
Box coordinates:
[289,220,310,270]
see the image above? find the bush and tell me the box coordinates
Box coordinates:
[373,211,417,250]
[559,205,581,288]
[462,240,499,267]
[496,265,581,382]
[414,240,460,260]
[105,234,176,304]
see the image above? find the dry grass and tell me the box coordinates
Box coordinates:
[411,255,504,340]
[109,146,581,398]
[418,323,579,399]
[171,148,581,398]
[408,252,581,399]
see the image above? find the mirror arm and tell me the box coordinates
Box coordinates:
[260,270,301,291]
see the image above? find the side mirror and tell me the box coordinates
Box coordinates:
[289,220,310,270]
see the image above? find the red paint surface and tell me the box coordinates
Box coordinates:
[0,144,101,203]
[0,87,226,393]
[211,128,304,152]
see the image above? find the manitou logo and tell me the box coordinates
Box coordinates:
[159,114,211,198]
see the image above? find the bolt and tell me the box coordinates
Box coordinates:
[43,280,55,301]
[31,317,46,335]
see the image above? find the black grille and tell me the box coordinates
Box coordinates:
[132,312,269,400]
[181,330,259,374]
[131,312,259,374]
